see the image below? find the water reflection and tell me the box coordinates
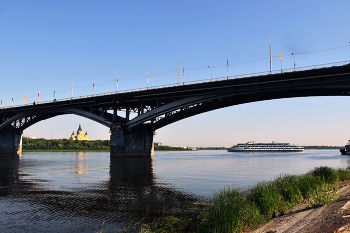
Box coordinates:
[72,151,89,175]
[0,154,20,196]
[101,156,198,222]
[0,153,199,232]
[2,150,350,232]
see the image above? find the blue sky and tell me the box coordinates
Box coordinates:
[1,0,350,146]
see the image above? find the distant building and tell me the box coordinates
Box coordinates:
[23,136,36,139]
[69,123,89,141]
[154,142,162,146]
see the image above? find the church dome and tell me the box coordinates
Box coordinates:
[70,123,89,141]
[77,123,83,132]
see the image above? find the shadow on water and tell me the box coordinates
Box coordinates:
[0,154,21,196]
[0,154,199,232]
[0,154,41,197]
[104,157,199,222]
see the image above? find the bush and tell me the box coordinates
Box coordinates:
[310,166,339,185]
[275,174,303,206]
[336,167,350,181]
[202,188,265,233]
[306,182,338,207]
[248,181,283,217]
[297,174,323,199]
[146,166,348,233]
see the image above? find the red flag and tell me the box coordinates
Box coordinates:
[1,100,2,105]
[183,67,185,79]
[38,93,39,101]
[92,83,94,92]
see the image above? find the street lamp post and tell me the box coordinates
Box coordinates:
[208,66,212,81]
[38,85,43,103]
[71,78,77,99]
[178,57,182,85]
[270,38,273,74]
[292,53,296,71]
[115,69,121,93]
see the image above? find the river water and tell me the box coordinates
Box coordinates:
[0,150,349,232]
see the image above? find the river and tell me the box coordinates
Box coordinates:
[0,150,349,232]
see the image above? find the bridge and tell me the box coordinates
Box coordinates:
[1,60,350,156]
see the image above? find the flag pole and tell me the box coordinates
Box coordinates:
[270,38,273,74]
[227,59,229,79]
[115,69,121,93]
[178,57,182,85]
[280,49,282,73]
[183,67,185,85]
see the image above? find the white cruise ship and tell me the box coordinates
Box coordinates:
[227,141,304,152]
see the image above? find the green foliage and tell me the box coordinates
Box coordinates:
[98,166,350,233]
[197,166,345,233]
[22,137,110,151]
[306,182,339,207]
[336,167,350,180]
[201,188,265,233]
[154,145,191,151]
[140,216,194,233]
[23,138,192,152]
[310,166,339,185]
[274,174,303,207]
[248,182,282,217]
[296,174,323,199]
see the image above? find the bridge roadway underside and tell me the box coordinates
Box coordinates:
[1,63,350,156]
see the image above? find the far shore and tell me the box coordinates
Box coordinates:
[21,137,343,152]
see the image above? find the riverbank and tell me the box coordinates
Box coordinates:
[22,146,191,152]
[127,166,350,233]
[22,138,192,152]
[250,181,350,233]
[154,145,192,151]
[22,149,109,152]
[22,137,110,151]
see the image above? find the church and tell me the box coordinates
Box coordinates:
[69,123,89,141]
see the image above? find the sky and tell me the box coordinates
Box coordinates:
[1,0,350,147]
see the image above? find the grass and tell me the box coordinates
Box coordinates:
[198,166,347,233]
[198,188,265,233]
[100,166,350,233]
[139,216,197,233]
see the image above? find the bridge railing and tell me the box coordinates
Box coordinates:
[2,60,350,109]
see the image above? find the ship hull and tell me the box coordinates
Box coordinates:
[227,141,304,153]
[227,148,304,152]
[340,148,350,155]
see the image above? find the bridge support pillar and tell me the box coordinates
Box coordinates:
[0,125,22,155]
[110,123,154,157]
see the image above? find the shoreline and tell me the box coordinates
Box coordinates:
[131,166,350,233]
[21,148,192,152]
[22,149,110,152]
[250,180,350,233]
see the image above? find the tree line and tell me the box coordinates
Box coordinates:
[22,137,191,151]
[22,137,110,151]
